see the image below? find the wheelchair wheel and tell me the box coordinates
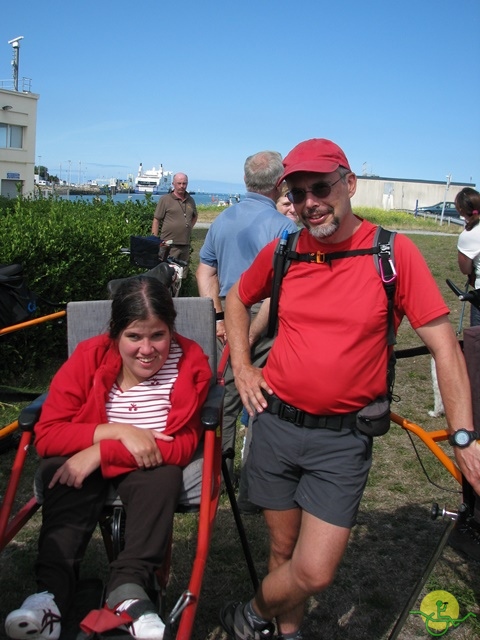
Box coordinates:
[111,505,126,559]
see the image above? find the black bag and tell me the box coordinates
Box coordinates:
[130,235,161,269]
[356,395,391,437]
[0,263,37,329]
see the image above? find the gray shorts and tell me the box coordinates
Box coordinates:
[247,410,373,528]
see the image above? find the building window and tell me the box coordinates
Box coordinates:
[0,123,24,149]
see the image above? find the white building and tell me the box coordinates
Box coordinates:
[0,87,39,198]
[352,175,475,211]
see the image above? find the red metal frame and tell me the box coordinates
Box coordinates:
[0,310,225,639]
[0,312,66,550]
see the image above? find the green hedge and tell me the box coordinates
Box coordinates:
[0,195,195,380]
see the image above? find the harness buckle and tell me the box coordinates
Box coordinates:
[378,242,391,255]
[378,243,397,283]
[278,402,304,426]
[312,251,327,264]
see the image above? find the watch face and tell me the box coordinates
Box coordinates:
[455,431,471,446]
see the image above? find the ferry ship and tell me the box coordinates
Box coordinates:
[134,163,173,195]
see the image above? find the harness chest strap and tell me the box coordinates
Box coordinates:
[286,245,383,265]
[267,226,397,346]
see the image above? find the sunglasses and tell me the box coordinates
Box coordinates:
[286,174,344,205]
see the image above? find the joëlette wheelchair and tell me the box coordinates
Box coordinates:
[1,280,479,638]
[386,282,480,639]
[0,296,232,640]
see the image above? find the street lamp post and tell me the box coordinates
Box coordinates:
[8,36,23,92]
[440,174,451,226]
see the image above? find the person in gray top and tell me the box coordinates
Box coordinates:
[196,151,297,510]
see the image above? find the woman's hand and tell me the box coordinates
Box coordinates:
[49,444,101,489]
[154,431,175,442]
[94,423,174,468]
[117,424,167,468]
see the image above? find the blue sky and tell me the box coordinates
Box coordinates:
[1,0,479,193]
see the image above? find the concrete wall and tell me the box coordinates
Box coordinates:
[351,175,475,211]
[0,88,39,198]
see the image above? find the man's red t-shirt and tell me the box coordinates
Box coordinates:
[238,219,449,414]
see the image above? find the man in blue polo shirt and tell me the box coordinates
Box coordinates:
[196,151,297,511]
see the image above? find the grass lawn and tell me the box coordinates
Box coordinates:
[1,211,479,639]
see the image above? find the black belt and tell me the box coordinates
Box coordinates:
[263,393,357,430]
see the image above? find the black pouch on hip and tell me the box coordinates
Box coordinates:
[356,395,391,437]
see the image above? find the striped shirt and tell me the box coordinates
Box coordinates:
[106,341,182,435]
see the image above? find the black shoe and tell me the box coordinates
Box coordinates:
[448,519,480,562]
[219,601,274,639]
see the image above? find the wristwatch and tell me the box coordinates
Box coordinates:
[448,429,480,448]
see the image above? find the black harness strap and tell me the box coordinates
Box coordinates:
[286,245,383,265]
[267,226,397,347]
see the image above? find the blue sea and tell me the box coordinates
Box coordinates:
[63,192,244,206]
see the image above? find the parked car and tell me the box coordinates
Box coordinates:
[416,202,461,218]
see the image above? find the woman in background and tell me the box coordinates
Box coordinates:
[448,188,480,562]
[456,187,480,326]
[276,182,300,224]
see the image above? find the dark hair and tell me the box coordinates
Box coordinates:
[455,187,480,230]
[109,276,176,339]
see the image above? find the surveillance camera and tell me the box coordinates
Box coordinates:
[8,36,24,45]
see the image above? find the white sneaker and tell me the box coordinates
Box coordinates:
[5,592,61,640]
[114,599,165,640]
[125,612,165,639]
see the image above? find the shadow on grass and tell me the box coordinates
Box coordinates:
[1,491,480,639]
[177,503,480,640]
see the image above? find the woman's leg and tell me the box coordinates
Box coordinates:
[106,464,182,605]
[35,457,109,616]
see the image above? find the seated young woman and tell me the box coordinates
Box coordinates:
[5,276,212,640]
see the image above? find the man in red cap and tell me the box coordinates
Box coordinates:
[220,138,478,639]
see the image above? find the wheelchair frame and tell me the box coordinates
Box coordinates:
[0,300,227,640]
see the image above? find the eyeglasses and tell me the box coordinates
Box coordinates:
[286,174,344,205]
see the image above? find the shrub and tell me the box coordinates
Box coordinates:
[0,196,159,378]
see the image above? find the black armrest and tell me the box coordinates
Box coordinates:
[200,384,224,430]
[18,393,48,432]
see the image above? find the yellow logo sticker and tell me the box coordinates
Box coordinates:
[410,590,476,636]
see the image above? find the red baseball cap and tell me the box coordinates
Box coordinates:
[278,138,351,185]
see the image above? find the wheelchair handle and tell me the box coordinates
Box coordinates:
[167,256,188,268]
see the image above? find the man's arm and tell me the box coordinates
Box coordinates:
[196,262,225,341]
[249,299,270,346]
[196,262,222,312]
[225,282,273,416]
[416,315,480,493]
[151,199,165,236]
[191,202,198,228]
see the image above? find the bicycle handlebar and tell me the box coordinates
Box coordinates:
[446,279,480,310]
